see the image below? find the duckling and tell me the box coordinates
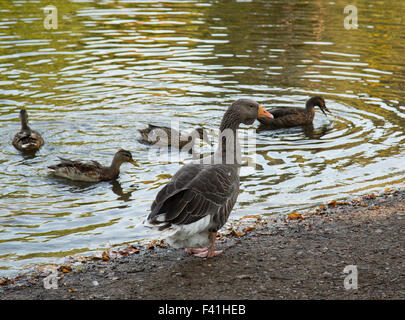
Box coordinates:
[12,109,44,153]
[48,149,137,182]
[258,96,330,129]
[138,125,210,152]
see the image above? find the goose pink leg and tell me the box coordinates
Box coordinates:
[185,247,208,254]
[192,232,223,258]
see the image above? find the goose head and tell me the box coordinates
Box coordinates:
[221,99,272,130]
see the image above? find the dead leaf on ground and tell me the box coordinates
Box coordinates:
[288,213,303,220]
[327,200,337,207]
[119,245,140,256]
[58,265,72,273]
[0,278,12,285]
[328,200,350,207]
[101,251,110,261]
[230,229,243,237]
[242,226,256,233]
[240,215,262,221]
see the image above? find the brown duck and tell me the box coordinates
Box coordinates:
[48,149,137,182]
[12,109,44,153]
[258,96,330,129]
[138,124,210,152]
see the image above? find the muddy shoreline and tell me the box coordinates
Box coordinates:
[1,187,404,300]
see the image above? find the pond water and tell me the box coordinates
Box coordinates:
[0,0,404,277]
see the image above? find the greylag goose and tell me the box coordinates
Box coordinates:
[12,109,44,153]
[138,124,210,153]
[48,149,137,182]
[258,96,330,129]
[145,99,272,258]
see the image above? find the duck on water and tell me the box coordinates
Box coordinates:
[258,96,330,129]
[12,109,44,153]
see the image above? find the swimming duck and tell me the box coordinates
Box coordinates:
[258,96,330,129]
[138,124,210,153]
[145,99,272,258]
[48,149,137,182]
[12,109,44,153]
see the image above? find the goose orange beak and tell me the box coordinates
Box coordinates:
[258,105,273,119]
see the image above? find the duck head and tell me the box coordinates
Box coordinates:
[307,96,330,116]
[112,149,138,168]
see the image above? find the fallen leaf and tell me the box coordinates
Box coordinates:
[240,215,262,221]
[128,246,140,254]
[120,246,140,255]
[0,278,12,285]
[288,213,303,220]
[68,288,76,293]
[242,226,256,233]
[327,200,337,207]
[58,265,72,273]
[230,229,243,237]
[101,251,110,261]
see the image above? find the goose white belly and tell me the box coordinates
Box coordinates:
[162,215,212,249]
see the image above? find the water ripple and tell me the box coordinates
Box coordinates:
[0,0,404,277]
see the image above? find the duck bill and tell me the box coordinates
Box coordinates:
[258,106,273,119]
[321,106,331,117]
[129,159,138,167]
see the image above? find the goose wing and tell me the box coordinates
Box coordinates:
[148,163,239,231]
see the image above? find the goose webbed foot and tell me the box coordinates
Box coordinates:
[194,248,223,258]
[185,232,222,258]
[185,247,208,254]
